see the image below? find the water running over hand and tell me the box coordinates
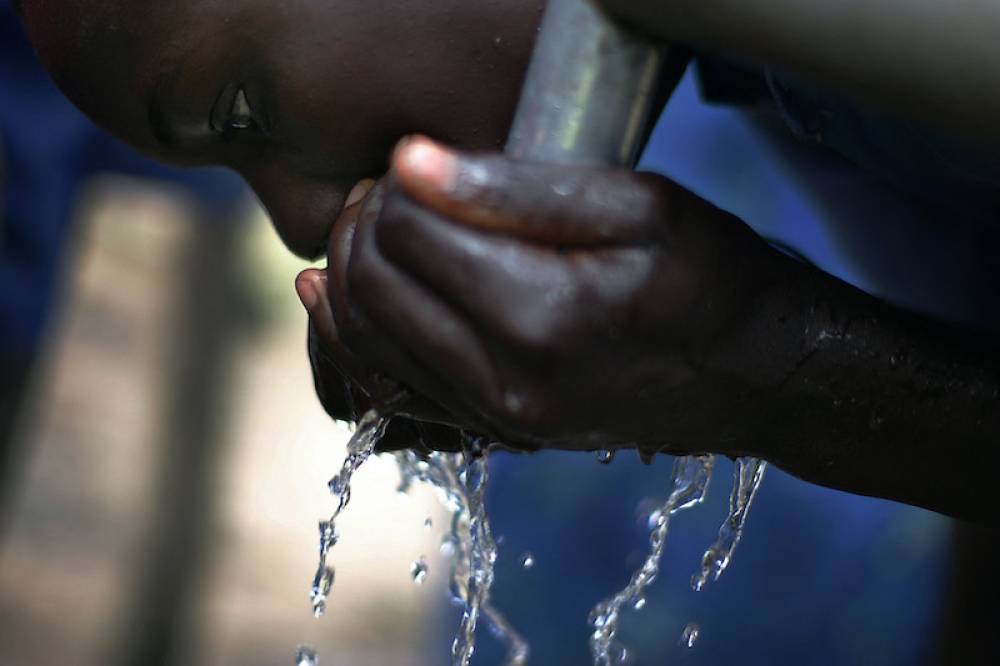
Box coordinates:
[692,457,767,592]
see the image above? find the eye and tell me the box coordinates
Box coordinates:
[211,86,264,135]
[227,89,257,131]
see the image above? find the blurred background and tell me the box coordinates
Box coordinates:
[2,2,998,665]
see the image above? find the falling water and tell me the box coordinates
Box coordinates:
[691,457,768,592]
[395,437,528,666]
[411,556,430,585]
[309,409,391,618]
[680,623,700,649]
[305,406,765,665]
[294,645,318,666]
[587,454,715,665]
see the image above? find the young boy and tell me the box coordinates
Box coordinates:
[15,0,1000,524]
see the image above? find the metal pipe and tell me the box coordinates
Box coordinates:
[505,0,665,167]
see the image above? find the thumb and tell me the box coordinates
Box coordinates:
[392,136,675,246]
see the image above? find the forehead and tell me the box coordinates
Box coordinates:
[23,0,202,151]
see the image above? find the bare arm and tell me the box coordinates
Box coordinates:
[598,0,1000,144]
[730,247,1000,525]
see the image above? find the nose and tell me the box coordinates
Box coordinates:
[244,165,350,259]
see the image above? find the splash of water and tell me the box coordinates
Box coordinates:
[305,404,765,665]
[309,409,391,618]
[295,645,318,666]
[680,623,700,649]
[691,457,767,592]
[587,454,715,665]
[411,556,429,585]
[395,438,528,666]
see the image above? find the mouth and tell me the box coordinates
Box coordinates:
[300,178,378,260]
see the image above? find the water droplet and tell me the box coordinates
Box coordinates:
[637,448,657,465]
[551,181,574,197]
[327,473,345,497]
[646,509,664,531]
[318,521,339,556]
[680,623,700,648]
[520,553,535,569]
[632,596,646,610]
[596,449,615,464]
[411,556,429,585]
[310,566,335,617]
[295,645,319,666]
[504,391,525,414]
[440,537,456,558]
[424,516,433,530]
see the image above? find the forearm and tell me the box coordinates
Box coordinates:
[737,253,1000,524]
[598,0,1000,144]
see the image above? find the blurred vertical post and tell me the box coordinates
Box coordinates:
[504,0,667,168]
[108,207,248,666]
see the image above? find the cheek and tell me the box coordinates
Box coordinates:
[244,164,351,259]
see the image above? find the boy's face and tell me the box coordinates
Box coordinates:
[23,0,543,257]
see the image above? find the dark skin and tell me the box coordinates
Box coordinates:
[20,1,1000,525]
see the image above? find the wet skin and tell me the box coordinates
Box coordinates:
[20,1,1000,523]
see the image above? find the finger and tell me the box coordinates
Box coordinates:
[306,322,361,422]
[374,193,573,339]
[392,136,676,246]
[327,179,379,330]
[346,190,507,425]
[297,268,338,344]
[304,199,467,426]
[327,184,509,438]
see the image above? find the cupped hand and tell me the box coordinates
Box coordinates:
[304,137,795,455]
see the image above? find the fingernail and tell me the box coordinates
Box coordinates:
[345,179,376,208]
[398,137,456,192]
[295,269,323,312]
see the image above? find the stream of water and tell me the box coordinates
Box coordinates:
[692,457,768,593]
[309,410,391,618]
[587,454,715,665]
[304,412,765,665]
[395,437,529,666]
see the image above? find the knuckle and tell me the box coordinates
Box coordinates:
[490,384,547,434]
[456,155,515,210]
[503,296,577,354]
